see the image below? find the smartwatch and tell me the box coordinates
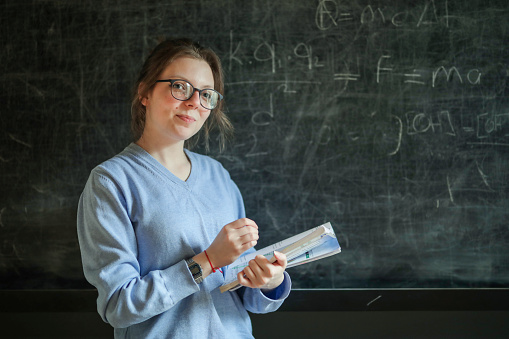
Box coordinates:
[186,258,204,284]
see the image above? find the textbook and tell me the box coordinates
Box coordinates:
[220,222,341,293]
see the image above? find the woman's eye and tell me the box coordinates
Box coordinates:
[173,82,186,91]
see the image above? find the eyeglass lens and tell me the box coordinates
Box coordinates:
[171,80,220,109]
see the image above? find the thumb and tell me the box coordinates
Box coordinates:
[273,251,287,268]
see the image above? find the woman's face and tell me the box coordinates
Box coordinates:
[141,57,214,145]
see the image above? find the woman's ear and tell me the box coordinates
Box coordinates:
[138,82,148,106]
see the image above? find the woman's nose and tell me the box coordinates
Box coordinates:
[185,90,202,109]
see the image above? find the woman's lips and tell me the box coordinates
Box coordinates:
[177,114,196,123]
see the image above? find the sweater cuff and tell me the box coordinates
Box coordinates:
[261,271,291,300]
[159,259,200,303]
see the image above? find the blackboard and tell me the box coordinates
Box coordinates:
[1,0,508,289]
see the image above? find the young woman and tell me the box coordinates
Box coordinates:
[77,38,291,338]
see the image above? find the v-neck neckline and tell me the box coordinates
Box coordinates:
[128,143,197,188]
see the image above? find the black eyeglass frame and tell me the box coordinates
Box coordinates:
[155,79,223,110]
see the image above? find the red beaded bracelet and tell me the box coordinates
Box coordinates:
[204,250,223,274]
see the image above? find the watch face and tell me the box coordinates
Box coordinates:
[187,259,203,284]
[190,263,200,274]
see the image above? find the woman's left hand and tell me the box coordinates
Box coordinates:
[237,251,287,290]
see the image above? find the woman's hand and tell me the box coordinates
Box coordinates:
[237,251,287,290]
[205,218,259,269]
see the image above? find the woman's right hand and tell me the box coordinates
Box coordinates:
[205,218,259,269]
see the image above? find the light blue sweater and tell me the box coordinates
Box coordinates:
[77,143,291,338]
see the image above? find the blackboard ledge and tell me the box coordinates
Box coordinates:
[282,288,509,311]
[1,288,508,312]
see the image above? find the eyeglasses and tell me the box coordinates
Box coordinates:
[155,79,223,110]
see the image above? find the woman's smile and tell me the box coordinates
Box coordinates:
[176,113,196,124]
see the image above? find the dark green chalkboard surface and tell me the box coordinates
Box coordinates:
[1,0,508,290]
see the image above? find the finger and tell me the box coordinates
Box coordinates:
[254,256,282,282]
[238,268,257,288]
[239,230,259,245]
[231,224,258,245]
[247,258,273,287]
[253,255,270,271]
[249,257,267,275]
[236,225,258,237]
[237,271,250,287]
[224,222,258,246]
[232,218,258,230]
[228,223,258,240]
[273,251,287,268]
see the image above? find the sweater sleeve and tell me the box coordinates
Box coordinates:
[77,171,199,328]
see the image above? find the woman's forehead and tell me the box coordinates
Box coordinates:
[161,57,214,88]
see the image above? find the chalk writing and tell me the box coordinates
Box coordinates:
[252,94,274,126]
[316,0,450,30]
[405,111,456,136]
[376,56,482,87]
[227,32,485,90]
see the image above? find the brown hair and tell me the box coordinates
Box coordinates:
[131,38,233,152]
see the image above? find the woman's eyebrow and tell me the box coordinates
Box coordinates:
[168,76,214,89]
